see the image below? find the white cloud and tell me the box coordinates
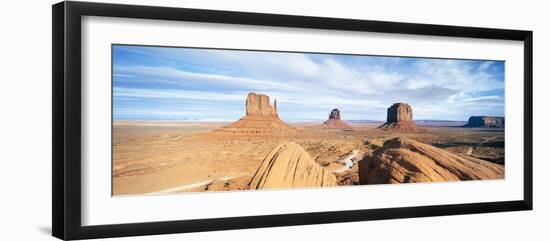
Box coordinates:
[114,87,246,101]
[114,46,504,121]
[478,61,495,71]
[115,66,294,92]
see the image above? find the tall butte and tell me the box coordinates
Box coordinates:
[214,92,297,136]
[321,108,352,129]
[246,92,278,117]
[377,103,425,132]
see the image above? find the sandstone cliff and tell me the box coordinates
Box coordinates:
[377,103,425,132]
[359,137,504,184]
[246,93,278,117]
[249,142,338,189]
[386,102,413,122]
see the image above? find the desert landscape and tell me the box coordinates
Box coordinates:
[112,92,505,196]
[112,45,506,196]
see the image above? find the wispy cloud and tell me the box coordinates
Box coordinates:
[113,45,505,121]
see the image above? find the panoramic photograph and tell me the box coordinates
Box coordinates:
[112,45,505,196]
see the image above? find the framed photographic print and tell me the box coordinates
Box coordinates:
[52,1,533,240]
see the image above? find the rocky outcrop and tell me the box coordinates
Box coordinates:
[329,109,341,120]
[214,92,297,136]
[322,108,352,129]
[246,93,278,117]
[358,137,504,184]
[387,103,413,122]
[205,176,252,191]
[377,103,425,132]
[249,142,338,189]
[464,116,504,128]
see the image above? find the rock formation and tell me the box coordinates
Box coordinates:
[321,108,352,129]
[377,103,425,132]
[249,142,338,189]
[246,93,278,117]
[387,103,413,123]
[214,92,297,136]
[464,116,505,128]
[358,137,504,184]
[329,108,340,120]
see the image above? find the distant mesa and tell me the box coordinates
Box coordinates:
[321,108,353,129]
[249,142,338,189]
[329,108,341,120]
[463,116,504,128]
[358,137,504,184]
[377,103,426,132]
[214,92,298,136]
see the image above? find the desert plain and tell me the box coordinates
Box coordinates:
[112,94,505,196]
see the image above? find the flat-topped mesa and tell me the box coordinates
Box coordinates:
[246,92,278,117]
[213,92,297,137]
[386,103,413,123]
[322,108,352,129]
[464,116,504,128]
[328,108,341,120]
[377,103,425,132]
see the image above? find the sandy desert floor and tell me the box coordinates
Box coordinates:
[112,120,504,196]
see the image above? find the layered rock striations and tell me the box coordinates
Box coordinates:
[358,137,504,184]
[321,108,352,129]
[249,142,338,189]
[214,92,297,136]
[377,103,425,132]
[464,116,504,128]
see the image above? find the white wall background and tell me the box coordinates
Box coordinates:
[0,0,547,240]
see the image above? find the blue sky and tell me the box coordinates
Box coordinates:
[113,45,505,122]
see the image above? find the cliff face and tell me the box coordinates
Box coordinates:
[245,92,278,117]
[464,116,504,128]
[378,103,425,132]
[249,142,338,189]
[386,103,413,123]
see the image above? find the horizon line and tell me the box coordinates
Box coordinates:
[111,117,481,122]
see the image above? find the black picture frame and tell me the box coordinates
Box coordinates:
[52,1,533,240]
